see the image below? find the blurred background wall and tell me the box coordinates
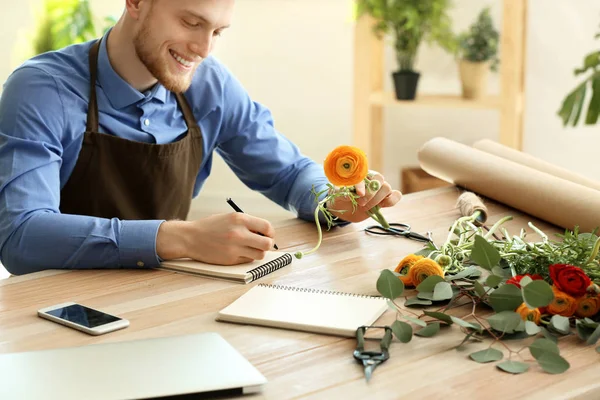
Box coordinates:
[0,0,598,220]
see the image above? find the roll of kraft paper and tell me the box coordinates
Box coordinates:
[417,137,600,233]
[473,139,600,191]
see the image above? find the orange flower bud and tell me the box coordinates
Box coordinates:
[575,293,600,318]
[323,145,369,187]
[408,258,444,287]
[515,303,541,325]
[394,254,423,287]
[547,286,578,317]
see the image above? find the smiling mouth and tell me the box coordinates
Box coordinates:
[169,49,195,68]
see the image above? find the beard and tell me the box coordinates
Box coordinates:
[132,17,197,93]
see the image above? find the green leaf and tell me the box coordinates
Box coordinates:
[401,315,427,327]
[413,248,431,257]
[416,275,445,293]
[525,321,541,336]
[433,282,453,301]
[488,284,523,313]
[519,276,533,287]
[550,315,570,335]
[417,292,434,300]
[522,280,554,308]
[404,297,433,307]
[500,331,531,341]
[576,319,597,341]
[540,326,558,343]
[446,266,480,281]
[491,266,511,278]
[474,280,487,297]
[391,320,413,343]
[529,338,559,358]
[485,274,504,288]
[450,316,483,333]
[586,324,600,345]
[534,352,570,374]
[415,322,441,337]
[487,311,523,334]
[586,76,600,125]
[376,269,404,300]
[496,360,530,374]
[469,348,503,363]
[470,235,501,270]
[423,311,454,325]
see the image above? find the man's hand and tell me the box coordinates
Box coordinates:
[156,213,275,265]
[327,171,402,223]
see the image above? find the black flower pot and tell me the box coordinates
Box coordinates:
[392,70,420,100]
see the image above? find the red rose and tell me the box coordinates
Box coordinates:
[506,274,544,289]
[549,264,591,297]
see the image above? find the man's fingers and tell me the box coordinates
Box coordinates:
[242,214,275,238]
[363,182,392,210]
[358,173,384,206]
[354,181,366,197]
[379,190,402,208]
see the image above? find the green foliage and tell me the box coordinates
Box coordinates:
[33,0,116,55]
[355,0,456,71]
[558,21,600,127]
[456,7,499,71]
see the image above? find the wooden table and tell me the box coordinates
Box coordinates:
[1,187,599,399]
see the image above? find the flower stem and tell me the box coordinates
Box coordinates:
[585,236,600,265]
[294,198,327,259]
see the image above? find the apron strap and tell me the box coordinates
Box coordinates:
[86,39,102,132]
[175,92,200,131]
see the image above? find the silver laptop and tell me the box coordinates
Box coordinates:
[0,332,267,399]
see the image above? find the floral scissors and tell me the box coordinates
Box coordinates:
[353,325,392,382]
[364,223,432,243]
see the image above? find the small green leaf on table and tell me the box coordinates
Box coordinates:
[469,348,503,363]
[450,316,483,333]
[401,315,427,327]
[496,360,530,374]
[529,338,559,358]
[485,274,504,288]
[540,326,558,343]
[391,320,413,343]
[416,275,446,293]
[415,322,441,337]
[487,311,523,334]
[404,297,433,307]
[534,352,570,374]
[423,311,454,325]
[474,281,487,297]
[522,280,554,308]
[376,269,404,300]
[550,315,571,336]
[525,321,541,336]
[433,282,454,301]
[417,292,434,301]
[470,235,501,270]
[586,324,600,345]
[488,284,523,313]
[446,266,480,281]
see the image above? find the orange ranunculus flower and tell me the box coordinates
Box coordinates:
[394,254,424,287]
[323,145,369,187]
[546,286,578,317]
[575,293,600,318]
[408,258,445,287]
[516,303,541,325]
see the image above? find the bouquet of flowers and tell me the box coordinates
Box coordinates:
[376,192,600,375]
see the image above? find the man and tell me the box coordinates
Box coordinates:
[0,0,401,275]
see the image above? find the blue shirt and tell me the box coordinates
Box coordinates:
[0,34,330,275]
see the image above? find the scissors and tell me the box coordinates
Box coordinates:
[364,223,432,243]
[353,325,392,382]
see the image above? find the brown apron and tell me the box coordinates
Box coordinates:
[60,39,203,221]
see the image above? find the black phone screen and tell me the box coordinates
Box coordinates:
[46,304,121,328]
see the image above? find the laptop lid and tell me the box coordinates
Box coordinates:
[0,332,267,399]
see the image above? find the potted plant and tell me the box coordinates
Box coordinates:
[558,20,600,127]
[455,7,499,99]
[355,0,456,100]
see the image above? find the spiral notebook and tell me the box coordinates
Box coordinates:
[159,252,293,284]
[216,284,388,337]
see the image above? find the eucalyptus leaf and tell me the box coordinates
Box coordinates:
[496,360,529,374]
[485,274,504,288]
[576,319,596,341]
[404,297,433,307]
[433,282,453,301]
[470,235,501,270]
[501,331,531,341]
[401,315,427,327]
[413,248,431,257]
[469,348,503,363]
[529,338,559,358]
[550,315,571,335]
[417,292,434,300]
[540,326,558,344]
[519,276,533,287]
[534,352,570,374]
[446,266,480,281]
[451,316,483,333]
[376,269,404,300]
[525,321,542,336]
[416,275,446,293]
[423,311,454,325]
[487,311,523,334]
[586,324,600,345]
[488,284,523,313]
[391,320,413,343]
[415,322,441,337]
[491,266,511,278]
[522,280,554,308]
[474,281,487,297]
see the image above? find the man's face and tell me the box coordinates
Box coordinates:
[132,0,234,93]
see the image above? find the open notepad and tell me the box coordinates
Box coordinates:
[159,252,293,284]
[217,284,388,337]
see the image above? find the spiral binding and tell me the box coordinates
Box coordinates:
[248,253,293,281]
[257,283,382,299]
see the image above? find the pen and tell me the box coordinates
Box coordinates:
[226,198,279,250]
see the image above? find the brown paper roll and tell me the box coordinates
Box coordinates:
[473,139,600,191]
[417,137,600,233]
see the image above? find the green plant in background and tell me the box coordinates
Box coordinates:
[558,21,600,127]
[456,7,499,72]
[354,0,456,72]
[33,0,116,55]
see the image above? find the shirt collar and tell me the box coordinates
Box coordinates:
[96,30,167,109]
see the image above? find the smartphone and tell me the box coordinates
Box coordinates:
[37,302,129,336]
